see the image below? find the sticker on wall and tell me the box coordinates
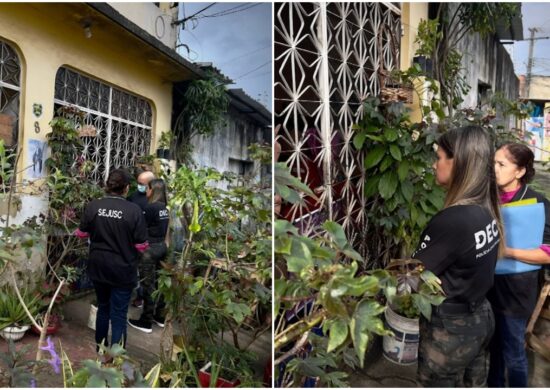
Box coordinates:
[27,139,47,179]
[32,103,43,119]
[524,117,544,161]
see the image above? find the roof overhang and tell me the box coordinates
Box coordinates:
[227,89,271,127]
[495,4,524,41]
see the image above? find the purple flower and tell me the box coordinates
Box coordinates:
[39,336,61,374]
[30,379,37,388]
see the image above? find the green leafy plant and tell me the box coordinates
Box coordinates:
[172,72,229,165]
[352,97,445,267]
[383,259,445,320]
[0,340,38,387]
[414,19,442,58]
[0,285,41,329]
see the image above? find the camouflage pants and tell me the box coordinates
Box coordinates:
[418,299,495,387]
[138,242,167,323]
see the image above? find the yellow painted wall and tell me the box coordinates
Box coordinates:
[0,4,173,189]
[400,3,429,124]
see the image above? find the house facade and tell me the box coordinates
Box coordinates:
[0,3,201,282]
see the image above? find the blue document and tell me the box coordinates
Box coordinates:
[495,202,544,275]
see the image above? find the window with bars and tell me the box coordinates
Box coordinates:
[54,66,153,183]
[0,39,21,148]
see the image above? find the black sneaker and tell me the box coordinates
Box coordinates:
[127,318,152,333]
[153,315,165,328]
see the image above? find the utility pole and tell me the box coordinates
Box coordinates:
[526,27,539,98]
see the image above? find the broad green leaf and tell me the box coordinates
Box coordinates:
[380,155,394,172]
[397,160,410,181]
[412,294,432,321]
[364,146,386,169]
[327,319,349,352]
[384,127,398,142]
[349,317,369,368]
[353,131,367,149]
[365,134,384,142]
[401,180,414,203]
[364,176,380,198]
[378,171,398,199]
[323,221,347,249]
[389,144,402,161]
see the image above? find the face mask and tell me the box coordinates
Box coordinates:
[137,184,147,193]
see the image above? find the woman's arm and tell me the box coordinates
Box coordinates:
[505,247,550,264]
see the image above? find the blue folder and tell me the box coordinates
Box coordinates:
[495,202,544,275]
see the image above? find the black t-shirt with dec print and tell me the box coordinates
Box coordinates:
[412,204,500,304]
[144,202,169,243]
[79,195,148,288]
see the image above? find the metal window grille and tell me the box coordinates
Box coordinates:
[0,38,21,147]
[275,2,401,257]
[54,66,152,183]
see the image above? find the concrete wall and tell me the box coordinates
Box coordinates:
[528,76,550,100]
[109,3,178,49]
[453,8,519,107]
[190,106,264,187]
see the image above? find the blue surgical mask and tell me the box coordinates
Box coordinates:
[137,184,147,193]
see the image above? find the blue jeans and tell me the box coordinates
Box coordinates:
[93,282,133,351]
[488,313,528,387]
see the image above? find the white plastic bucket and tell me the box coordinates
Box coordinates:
[382,306,419,365]
[88,304,97,330]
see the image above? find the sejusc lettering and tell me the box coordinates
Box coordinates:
[98,208,123,219]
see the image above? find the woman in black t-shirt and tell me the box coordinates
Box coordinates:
[487,143,550,387]
[127,179,170,333]
[413,126,503,387]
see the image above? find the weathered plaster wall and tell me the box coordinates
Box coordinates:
[190,106,264,187]
[109,3,178,50]
[454,16,519,107]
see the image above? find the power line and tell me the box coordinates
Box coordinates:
[201,3,261,18]
[172,3,217,26]
[234,61,271,80]
[218,44,271,66]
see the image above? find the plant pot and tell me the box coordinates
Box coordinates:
[412,56,433,77]
[0,325,30,342]
[198,361,241,388]
[156,149,171,159]
[382,306,419,365]
[31,315,62,335]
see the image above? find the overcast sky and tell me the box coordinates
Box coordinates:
[513,2,550,76]
[176,3,272,110]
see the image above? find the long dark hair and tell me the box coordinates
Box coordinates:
[437,126,504,255]
[148,179,167,204]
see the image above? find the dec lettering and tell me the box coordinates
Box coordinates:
[98,208,123,219]
[474,220,499,250]
[159,209,169,218]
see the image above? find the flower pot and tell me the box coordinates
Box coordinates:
[0,325,30,342]
[31,315,62,335]
[199,361,240,388]
[382,306,419,365]
[412,56,433,77]
[156,149,171,159]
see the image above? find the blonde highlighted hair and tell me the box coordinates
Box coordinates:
[437,126,504,256]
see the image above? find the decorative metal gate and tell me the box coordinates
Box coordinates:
[54,66,152,183]
[275,2,401,257]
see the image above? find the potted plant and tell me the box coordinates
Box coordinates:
[156,131,172,160]
[412,18,441,77]
[381,259,445,365]
[30,278,73,335]
[0,286,40,341]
